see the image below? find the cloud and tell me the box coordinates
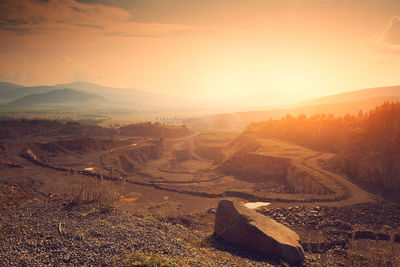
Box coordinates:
[370,16,400,54]
[0,55,40,84]
[0,54,103,85]
[382,16,400,45]
[57,56,103,83]
[0,0,191,38]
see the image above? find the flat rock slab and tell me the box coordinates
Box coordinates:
[214,199,305,265]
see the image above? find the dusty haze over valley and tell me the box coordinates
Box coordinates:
[1,0,400,266]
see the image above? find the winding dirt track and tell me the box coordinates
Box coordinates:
[302,152,374,206]
[13,134,376,208]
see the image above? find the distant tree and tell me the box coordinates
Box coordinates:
[297,114,307,120]
[285,114,293,120]
[344,113,352,121]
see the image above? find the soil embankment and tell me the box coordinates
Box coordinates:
[216,134,373,205]
[0,119,395,266]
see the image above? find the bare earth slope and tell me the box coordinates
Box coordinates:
[2,120,398,266]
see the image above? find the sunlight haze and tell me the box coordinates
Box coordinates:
[0,0,399,105]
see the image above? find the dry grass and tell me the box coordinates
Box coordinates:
[114,250,179,267]
[65,173,119,210]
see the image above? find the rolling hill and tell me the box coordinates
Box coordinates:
[9,89,103,106]
[297,86,400,107]
[0,81,169,110]
[0,82,59,101]
[0,82,24,100]
[2,81,400,126]
[185,86,400,131]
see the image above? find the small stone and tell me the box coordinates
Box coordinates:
[63,253,71,263]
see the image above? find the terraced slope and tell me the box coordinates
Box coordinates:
[216,134,374,206]
[15,131,375,209]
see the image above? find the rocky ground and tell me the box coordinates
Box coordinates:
[0,183,303,267]
[2,181,400,266]
[258,201,400,266]
[1,121,399,266]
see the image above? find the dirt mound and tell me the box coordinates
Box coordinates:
[216,134,262,164]
[0,120,64,139]
[49,122,113,137]
[0,120,115,140]
[174,149,192,162]
[26,137,128,155]
[193,132,238,160]
[106,142,163,172]
[118,123,191,138]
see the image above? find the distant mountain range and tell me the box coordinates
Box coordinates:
[0,82,49,101]
[1,81,400,127]
[0,81,169,111]
[185,85,400,131]
[0,81,313,113]
[9,89,103,106]
[296,86,400,107]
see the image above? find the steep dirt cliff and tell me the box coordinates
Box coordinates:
[287,165,332,195]
[334,146,400,193]
[107,142,163,172]
[218,153,290,182]
[217,135,332,195]
[215,135,261,164]
[26,137,129,155]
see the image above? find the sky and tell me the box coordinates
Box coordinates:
[0,0,399,102]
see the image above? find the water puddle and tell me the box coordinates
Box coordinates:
[119,192,142,202]
[244,202,271,209]
[119,195,139,202]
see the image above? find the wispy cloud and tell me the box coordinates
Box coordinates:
[369,16,400,54]
[382,16,400,45]
[0,0,191,37]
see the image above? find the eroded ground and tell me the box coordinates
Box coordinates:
[1,123,399,266]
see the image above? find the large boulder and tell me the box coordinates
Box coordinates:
[214,199,305,265]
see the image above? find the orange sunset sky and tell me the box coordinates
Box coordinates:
[0,0,399,102]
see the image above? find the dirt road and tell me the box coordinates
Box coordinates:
[4,133,376,213]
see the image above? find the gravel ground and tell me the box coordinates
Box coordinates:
[0,186,294,267]
[3,181,400,266]
[258,202,400,266]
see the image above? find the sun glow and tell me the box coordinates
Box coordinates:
[0,0,399,106]
[197,58,325,104]
[272,63,324,97]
